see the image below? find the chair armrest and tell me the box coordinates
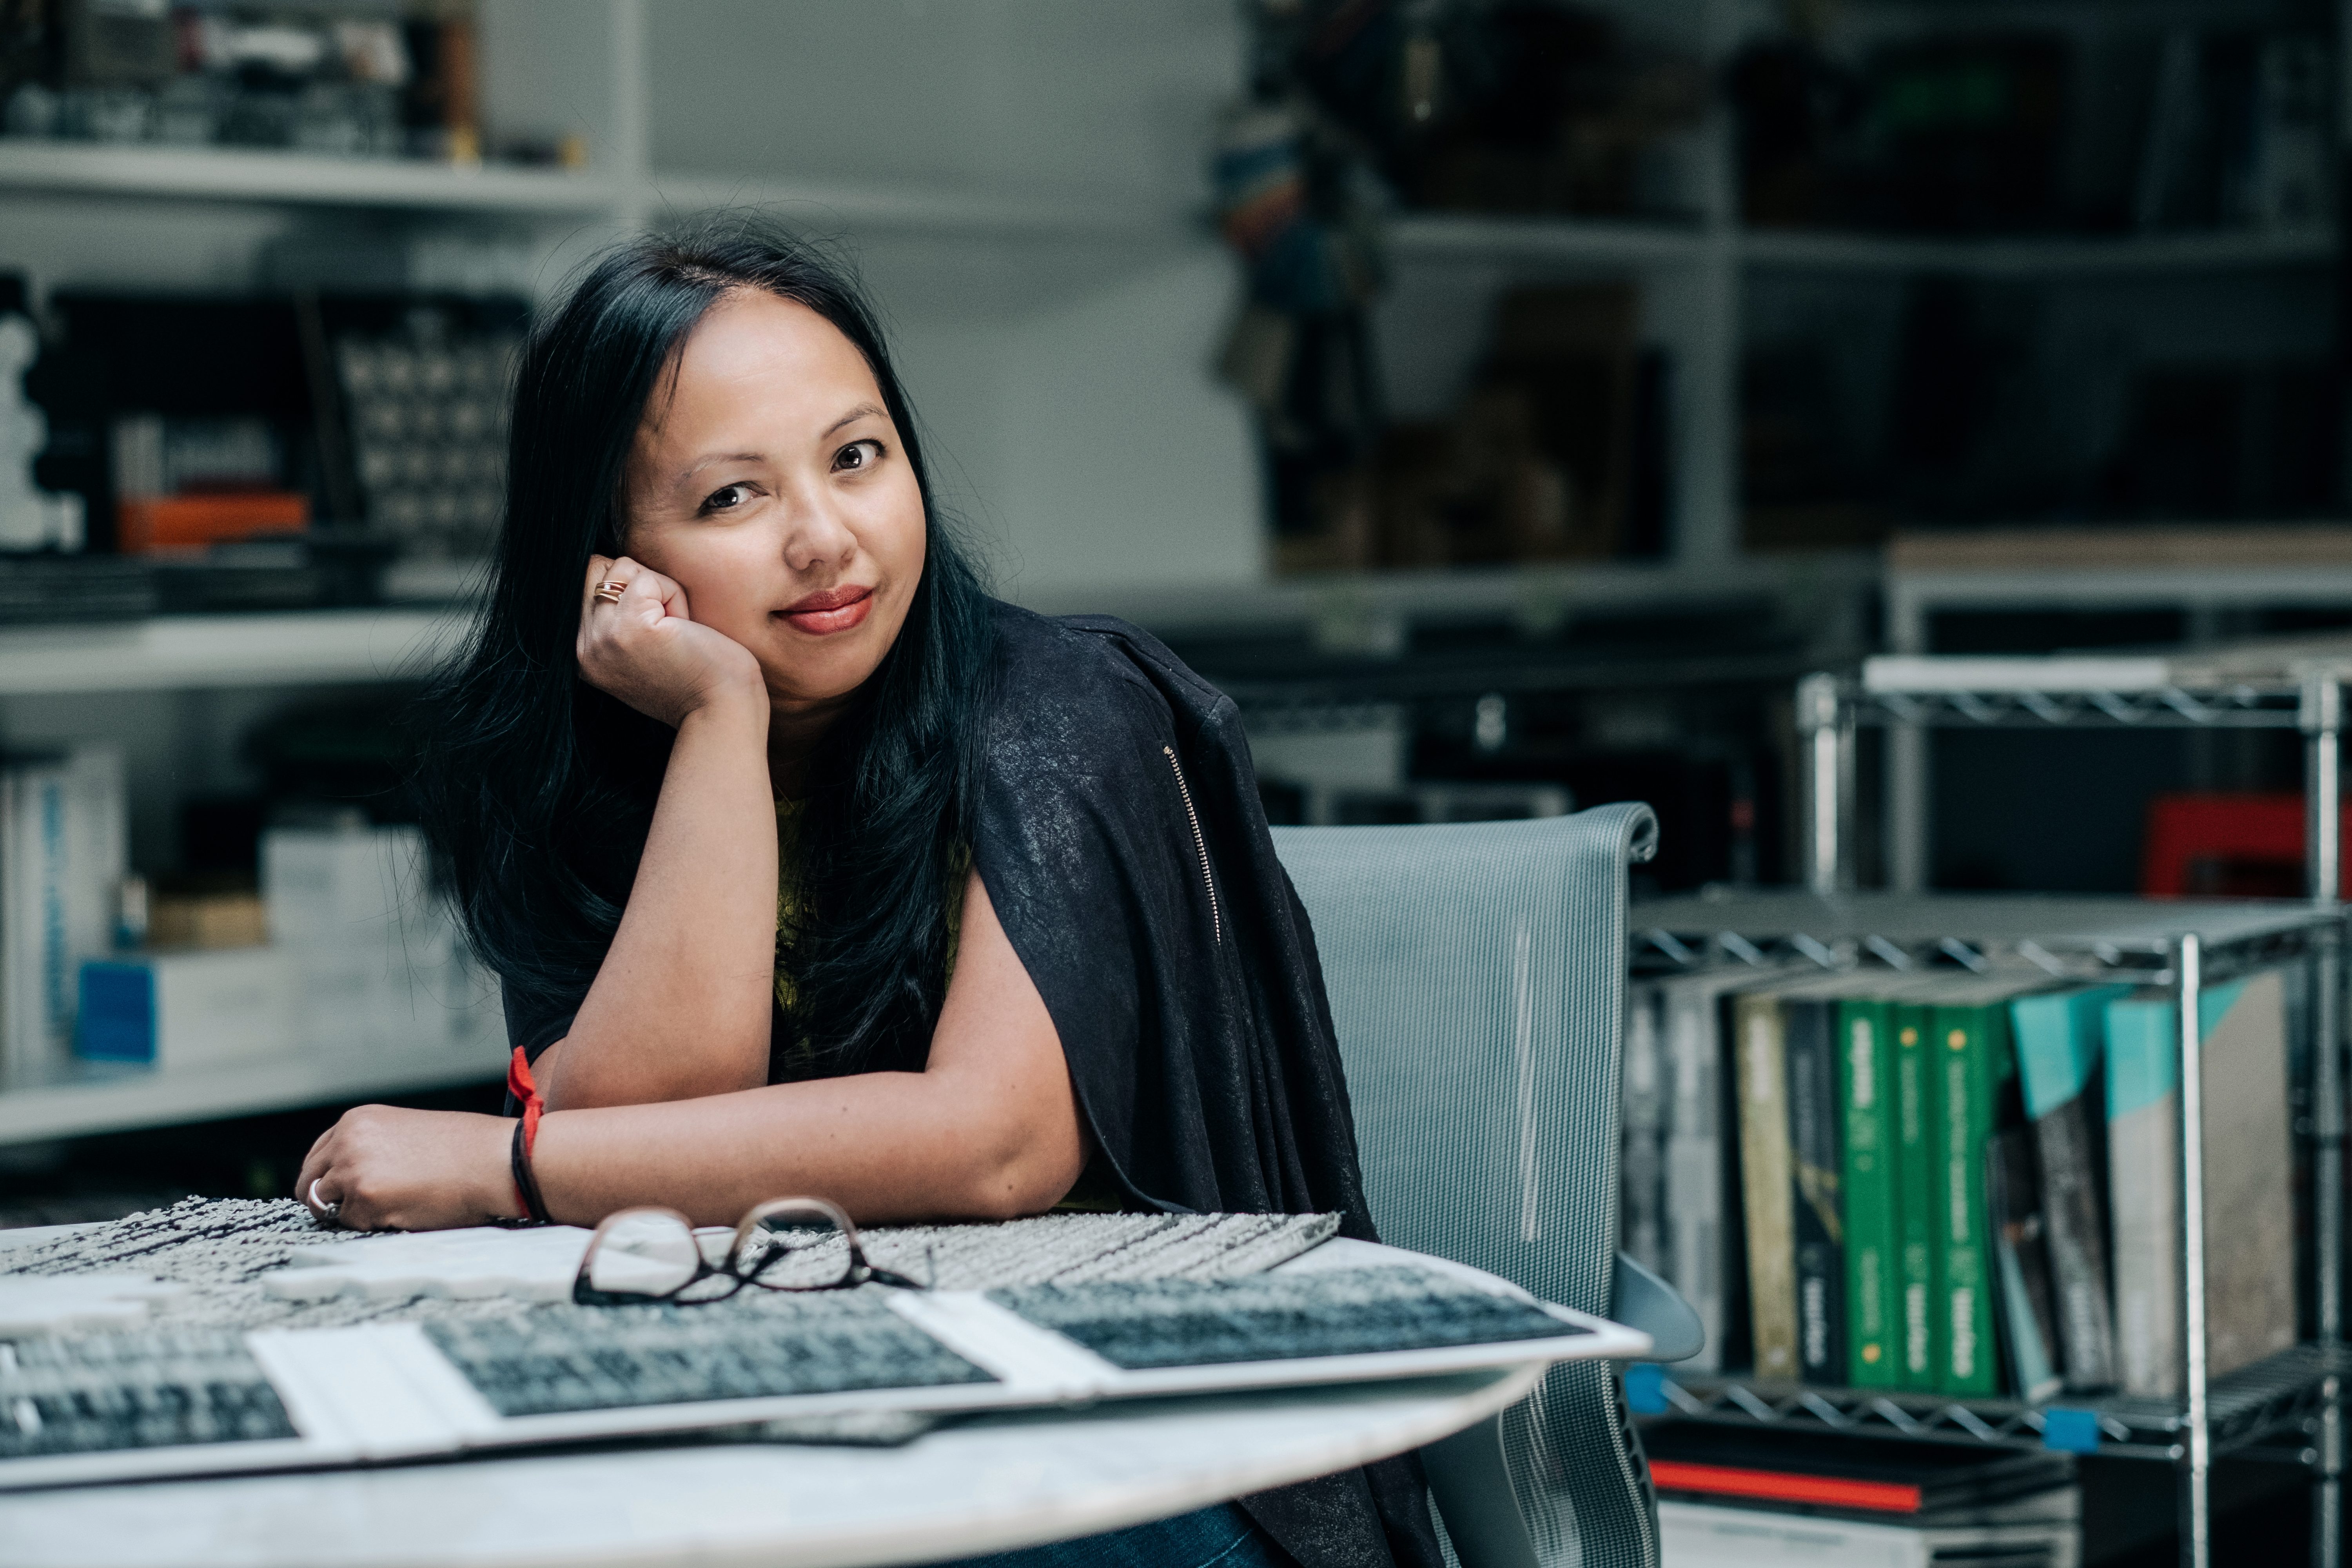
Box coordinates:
[1609,1251,1704,1363]
[1423,1413,1541,1568]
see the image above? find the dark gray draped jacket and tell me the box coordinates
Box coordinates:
[508,601,1442,1568]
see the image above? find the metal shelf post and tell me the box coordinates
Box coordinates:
[2179,933,2213,1568]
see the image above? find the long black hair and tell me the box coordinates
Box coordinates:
[416,217,998,1074]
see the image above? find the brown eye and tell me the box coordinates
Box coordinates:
[702,483,751,512]
[833,439,882,472]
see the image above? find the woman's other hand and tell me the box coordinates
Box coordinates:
[297,1105,521,1231]
[577,554,764,727]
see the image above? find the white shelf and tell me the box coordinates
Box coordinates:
[1014,553,1882,639]
[1386,212,1717,267]
[645,172,1178,242]
[1738,225,2336,276]
[0,1040,507,1146]
[0,608,472,696]
[0,139,620,214]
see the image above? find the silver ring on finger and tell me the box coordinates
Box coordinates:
[309,1177,342,1224]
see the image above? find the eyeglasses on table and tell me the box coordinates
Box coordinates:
[573,1195,930,1307]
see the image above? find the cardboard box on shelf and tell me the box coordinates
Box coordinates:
[261,821,475,1054]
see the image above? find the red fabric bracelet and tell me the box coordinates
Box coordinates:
[506,1046,549,1223]
[507,1045,545,1152]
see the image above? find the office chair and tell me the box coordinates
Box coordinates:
[1272,803,1702,1568]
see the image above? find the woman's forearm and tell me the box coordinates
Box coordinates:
[542,688,779,1109]
[528,1070,1074,1227]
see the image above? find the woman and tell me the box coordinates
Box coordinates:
[295,221,1439,1568]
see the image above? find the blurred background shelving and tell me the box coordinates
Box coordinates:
[0,0,2345,1371]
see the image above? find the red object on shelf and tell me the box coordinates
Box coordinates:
[1648,1459,1925,1514]
[116,492,309,553]
[2140,792,2350,898]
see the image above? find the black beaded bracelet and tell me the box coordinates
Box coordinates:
[509,1116,554,1226]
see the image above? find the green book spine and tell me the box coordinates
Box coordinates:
[1930,1000,2005,1396]
[1735,992,1798,1383]
[1891,1003,1940,1390]
[1838,997,1900,1388]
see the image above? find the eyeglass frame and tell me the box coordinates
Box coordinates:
[571,1194,928,1307]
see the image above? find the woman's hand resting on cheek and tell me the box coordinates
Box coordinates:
[577,554,765,728]
[296,1106,522,1231]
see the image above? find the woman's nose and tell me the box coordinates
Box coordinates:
[780,492,858,573]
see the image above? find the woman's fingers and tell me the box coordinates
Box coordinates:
[295,1131,338,1221]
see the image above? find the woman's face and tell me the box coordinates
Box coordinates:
[622,289,926,715]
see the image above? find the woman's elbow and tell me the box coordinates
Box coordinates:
[953,1136,1083,1221]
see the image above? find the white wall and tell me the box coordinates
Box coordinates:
[641,0,1267,598]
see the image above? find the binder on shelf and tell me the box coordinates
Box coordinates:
[2,746,126,1088]
[1889,998,1940,1391]
[2104,970,2296,1398]
[1659,970,1753,1374]
[1836,993,1902,1389]
[2009,984,2128,1392]
[1988,1123,2063,1404]
[1735,988,1799,1383]
[1784,992,1846,1385]
[1923,975,2050,1399]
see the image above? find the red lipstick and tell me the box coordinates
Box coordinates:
[777,583,874,636]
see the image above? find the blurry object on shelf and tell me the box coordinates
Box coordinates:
[2098,358,2332,521]
[2140,792,2344,900]
[2137,29,2332,235]
[1887,525,2352,574]
[0,0,525,168]
[149,530,392,612]
[1853,33,2071,235]
[2245,35,2329,232]
[1882,276,2044,526]
[249,700,422,824]
[31,288,512,574]
[399,1,475,164]
[1728,9,2331,238]
[1724,16,1867,228]
[1644,1424,2077,1526]
[37,291,309,553]
[116,492,309,551]
[1212,82,1386,568]
[60,0,174,89]
[0,282,85,552]
[328,296,521,560]
[1657,1496,2080,1568]
[263,815,479,1055]
[145,876,269,952]
[1308,281,1660,572]
[2104,970,2295,1396]
[0,552,153,622]
[1739,334,1886,552]
[74,944,298,1069]
[1254,0,1704,220]
[1246,702,1408,818]
[2,744,126,1087]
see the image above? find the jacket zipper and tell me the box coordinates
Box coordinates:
[1161,745,1220,946]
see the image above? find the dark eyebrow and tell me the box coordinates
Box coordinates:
[824,402,886,438]
[671,452,764,487]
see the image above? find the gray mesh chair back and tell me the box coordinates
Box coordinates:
[1272,803,1661,1568]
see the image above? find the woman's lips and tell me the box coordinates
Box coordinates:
[777,584,874,636]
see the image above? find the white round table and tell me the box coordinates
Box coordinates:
[0,1367,1538,1568]
[0,1238,1577,1568]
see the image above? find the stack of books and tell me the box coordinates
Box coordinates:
[1646,1423,2079,1568]
[1623,960,2298,1399]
